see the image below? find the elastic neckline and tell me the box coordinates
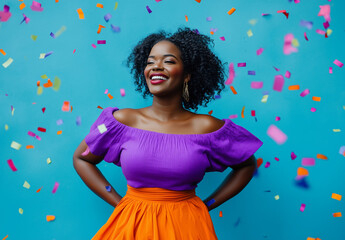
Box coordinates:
[110,107,229,137]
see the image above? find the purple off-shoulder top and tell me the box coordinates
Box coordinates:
[84,107,263,191]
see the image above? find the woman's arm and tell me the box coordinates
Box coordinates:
[203,155,257,212]
[73,140,123,207]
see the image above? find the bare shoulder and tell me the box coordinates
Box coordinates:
[112,108,136,126]
[193,114,226,134]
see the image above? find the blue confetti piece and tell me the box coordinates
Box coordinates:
[146,5,152,14]
[44,51,53,58]
[50,32,55,38]
[111,24,121,33]
[248,70,256,75]
[206,198,215,207]
[104,13,112,22]
[105,186,111,192]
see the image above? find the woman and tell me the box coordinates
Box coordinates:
[73,27,263,239]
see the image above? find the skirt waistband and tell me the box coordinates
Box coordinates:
[125,184,196,202]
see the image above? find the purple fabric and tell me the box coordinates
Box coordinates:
[84,107,263,191]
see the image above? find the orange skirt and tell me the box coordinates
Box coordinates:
[91,184,218,240]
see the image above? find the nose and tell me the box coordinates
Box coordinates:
[152,61,163,70]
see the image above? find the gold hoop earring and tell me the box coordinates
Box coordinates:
[182,81,189,102]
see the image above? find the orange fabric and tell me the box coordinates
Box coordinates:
[92,184,218,239]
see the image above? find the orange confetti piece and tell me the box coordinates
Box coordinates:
[333,212,342,217]
[210,31,214,35]
[312,96,321,101]
[19,3,26,10]
[77,8,85,19]
[208,110,213,115]
[62,101,70,112]
[57,130,62,135]
[219,211,223,217]
[107,93,114,99]
[288,85,300,90]
[241,106,245,118]
[55,0,59,2]
[26,145,34,149]
[185,15,188,22]
[97,24,106,34]
[316,154,328,160]
[230,86,237,94]
[36,187,42,193]
[297,167,309,176]
[2,235,9,240]
[46,215,55,221]
[96,3,103,8]
[43,79,53,88]
[37,80,41,86]
[0,49,6,55]
[195,0,201,2]
[227,8,236,15]
[332,193,342,201]
[257,158,263,168]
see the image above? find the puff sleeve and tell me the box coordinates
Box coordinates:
[205,119,263,173]
[84,107,124,166]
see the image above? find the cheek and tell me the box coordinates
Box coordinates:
[169,65,184,78]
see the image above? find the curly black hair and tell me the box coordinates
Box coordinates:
[126,27,227,112]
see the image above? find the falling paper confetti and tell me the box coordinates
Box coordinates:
[31,1,43,11]
[0,5,12,22]
[267,125,287,144]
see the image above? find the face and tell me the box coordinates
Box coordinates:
[144,40,190,97]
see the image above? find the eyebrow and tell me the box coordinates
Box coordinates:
[148,54,178,60]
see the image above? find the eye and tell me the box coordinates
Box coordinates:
[165,61,175,64]
[147,62,153,65]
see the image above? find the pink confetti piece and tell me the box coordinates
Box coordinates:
[300,89,310,97]
[97,40,106,44]
[316,29,326,35]
[7,159,17,171]
[28,131,36,137]
[251,110,255,116]
[329,67,333,74]
[91,44,97,48]
[277,10,286,13]
[264,162,270,168]
[318,5,330,22]
[273,66,280,71]
[311,107,316,112]
[302,158,315,166]
[267,125,287,145]
[0,5,12,22]
[225,63,235,85]
[256,48,264,55]
[146,5,152,13]
[81,146,90,156]
[304,32,309,41]
[52,182,59,194]
[275,116,280,121]
[229,114,238,119]
[237,62,246,67]
[273,75,284,92]
[31,0,44,11]
[206,17,212,21]
[291,152,297,160]
[285,71,291,78]
[120,88,125,96]
[20,14,30,24]
[323,21,330,29]
[251,81,263,89]
[283,33,298,55]
[274,157,279,161]
[300,203,306,212]
[333,59,343,68]
[219,36,225,41]
[73,49,76,54]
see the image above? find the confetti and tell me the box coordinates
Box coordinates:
[333,59,343,68]
[206,17,212,21]
[19,3,26,10]
[225,63,235,85]
[329,67,333,74]
[114,2,118,10]
[23,181,30,189]
[311,108,316,112]
[312,96,321,102]
[291,152,297,160]
[297,167,309,176]
[237,62,246,67]
[316,154,327,160]
[300,89,310,97]
[257,158,263,167]
[46,215,55,222]
[267,125,287,144]
[97,25,105,34]
[97,124,107,134]
[229,114,238,119]
[111,25,121,33]
[146,6,152,14]
[105,186,111,192]
[300,203,306,212]
[241,106,245,118]
[251,110,255,117]
[248,71,255,75]
[36,187,42,193]
[251,81,263,89]
[273,75,284,92]
[304,32,309,41]
[264,162,270,168]
[7,159,17,171]
[52,182,59,193]
[247,29,253,37]
[104,13,112,22]
[185,15,188,22]
[261,95,269,103]
[47,158,52,164]
[0,49,6,55]
[227,8,236,15]
[31,1,43,11]
[256,48,264,55]
[333,212,342,217]
[332,193,342,201]
[275,116,280,121]
[283,33,298,55]
[274,195,279,200]
[318,5,330,22]
[76,8,84,19]
[62,101,70,112]
[230,86,237,95]
[302,158,315,166]
[285,71,291,78]
[219,36,225,41]
[97,40,106,44]
[19,208,23,214]
[0,5,12,22]
[2,57,13,68]
[300,20,313,29]
[96,3,103,8]
[11,141,21,150]
[55,26,66,37]
[288,85,300,90]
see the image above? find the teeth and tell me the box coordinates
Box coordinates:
[151,75,167,80]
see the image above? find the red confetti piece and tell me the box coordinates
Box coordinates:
[304,32,309,41]
[251,110,255,117]
[37,127,46,132]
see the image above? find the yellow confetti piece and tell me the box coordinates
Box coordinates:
[96,3,103,8]
[53,76,61,91]
[249,19,258,25]
[57,130,62,135]
[227,8,236,15]
[114,2,118,10]
[333,129,341,132]
[46,215,56,222]
[39,53,45,59]
[55,26,66,37]
[11,141,22,150]
[77,8,85,19]
[47,157,52,164]
[31,35,37,41]
[333,212,342,217]
[0,49,6,55]
[332,193,342,201]
[11,107,15,116]
[291,38,299,47]
[274,195,279,200]
[41,74,48,79]
[326,28,332,36]
[19,208,23,214]
[2,57,13,68]
[261,95,268,103]
[316,154,328,160]
[247,29,253,37]
[37,86,43,95]
[241,106,245,118]
[23,181,30,189]
[5,124,9,130]
[97,124,107,134]
[19,3,26,10]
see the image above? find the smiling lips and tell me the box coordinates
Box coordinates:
[149,73,169,80]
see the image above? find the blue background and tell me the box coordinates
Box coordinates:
[1,0,345,239]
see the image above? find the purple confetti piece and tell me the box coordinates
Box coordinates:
[105,186,111,192]
[248,70,256,75]
[206,16,212,21]
[291,152,297,160]
[50,32,55,38]
[52,182,59,194]
[273,75,284,92]
[146,5,152,13]
[97,40,106,44]
[104,13,112,22]
[111,24,120,33]
[339,146,345,155]
[4,5,9,12]
[237,62,246,67]
[300,89,310,97]
[56,119,63,125]
[299,20,313,30]
[44,51,53,58]
[76,116,81,126]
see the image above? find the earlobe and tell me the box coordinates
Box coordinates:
[184,73,191,82]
